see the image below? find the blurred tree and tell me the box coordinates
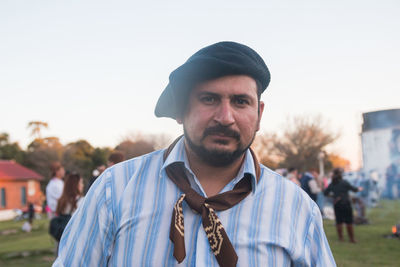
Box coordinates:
[27,121,48,139]
[115,139,155,159]
[24,137,64,185]
[0,133,10,146]
[328,153,351,170]
[252,133,279,169]
[0,132,25,163]
[265,115,339,173]
[91,147,112,167]
[62,140,94,181]
[123,132,173,150]
[147,133,173,150]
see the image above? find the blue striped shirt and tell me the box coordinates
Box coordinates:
[53,137,336,266]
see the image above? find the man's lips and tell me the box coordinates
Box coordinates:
[208,133,234,138]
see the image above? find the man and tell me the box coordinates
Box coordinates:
[54,42,335,266]
[46,162,65,219]
[87,165,106,192]
[300,169,321,202]
[287,167,300,186]
[107,151,125,167]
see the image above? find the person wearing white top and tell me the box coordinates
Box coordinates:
[45,162,65,219]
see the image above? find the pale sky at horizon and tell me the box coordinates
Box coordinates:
[1,0,399,170]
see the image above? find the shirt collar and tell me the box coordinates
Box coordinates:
[162,136,258,194]
[232,149,258,194]
[162,136,188,170]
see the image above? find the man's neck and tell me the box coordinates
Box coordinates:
[184,143,245,197]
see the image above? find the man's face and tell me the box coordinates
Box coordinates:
[177,75,264,167]
[311,171,319,178]
[57,167,65,178]
[78,178,84,194]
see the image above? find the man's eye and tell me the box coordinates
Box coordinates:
[234,98,249,106]
[201,96,215,104]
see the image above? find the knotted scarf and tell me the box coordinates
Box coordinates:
[163,137,260,266]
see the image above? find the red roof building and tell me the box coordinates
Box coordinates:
[0,160,44,211]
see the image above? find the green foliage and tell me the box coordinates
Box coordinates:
[115,139,155,160]
[1,128,170,194]
[24,137,64,183]
[0,133,25,164]
[62,140,95,180]
[91,147,112,167]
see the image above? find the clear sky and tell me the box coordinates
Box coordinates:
[1,0,399,170]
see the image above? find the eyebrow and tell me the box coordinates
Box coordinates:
[197,91,219,97]
[232,94,252,99]
[196,92,253,99]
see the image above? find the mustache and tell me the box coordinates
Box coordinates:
[202,125,240,141]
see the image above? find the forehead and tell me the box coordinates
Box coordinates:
[191,75,258,97]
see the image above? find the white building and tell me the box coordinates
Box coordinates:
[361,109,400,190]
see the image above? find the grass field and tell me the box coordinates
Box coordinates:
[0,217,55,267]
[0,200,399,266]
[325,199,400,267]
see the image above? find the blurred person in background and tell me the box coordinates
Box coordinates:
[368,170,380,207]
[52,172,85,255]
[385,162,397,199]
[107,151,125,167]
[300,169,321,202]
[287,167,300,186]
[324,168,362,243]
[87,151,126,191]
[384,129,400,199]
[350,173,369,224]
[46,162,65,219]
[21,203,35,232]
[56,172,85,217]
[87,165,106,191]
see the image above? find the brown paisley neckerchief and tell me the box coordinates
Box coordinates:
[163,136,260,267]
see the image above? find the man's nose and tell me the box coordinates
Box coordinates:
[214,101,235,126]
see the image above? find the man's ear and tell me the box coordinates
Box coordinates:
[256,101,265,131]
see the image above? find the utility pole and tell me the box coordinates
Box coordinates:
[318,151,325,186]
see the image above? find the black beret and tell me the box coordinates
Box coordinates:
[155,41,270,119]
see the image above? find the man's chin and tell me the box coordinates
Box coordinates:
[196,144,246,167]
[201,150,242,167]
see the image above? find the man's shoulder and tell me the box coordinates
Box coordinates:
[117,149,166,169]
[255,165,320,226]
[258,164,303,189]
[258,164,279,179]
[341,179,352,187]
[258,164,316,203]
[101,149,166,185]
[46,178,61,188]
[87,149,167,201]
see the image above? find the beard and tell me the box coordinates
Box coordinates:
[184,124,255,167]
